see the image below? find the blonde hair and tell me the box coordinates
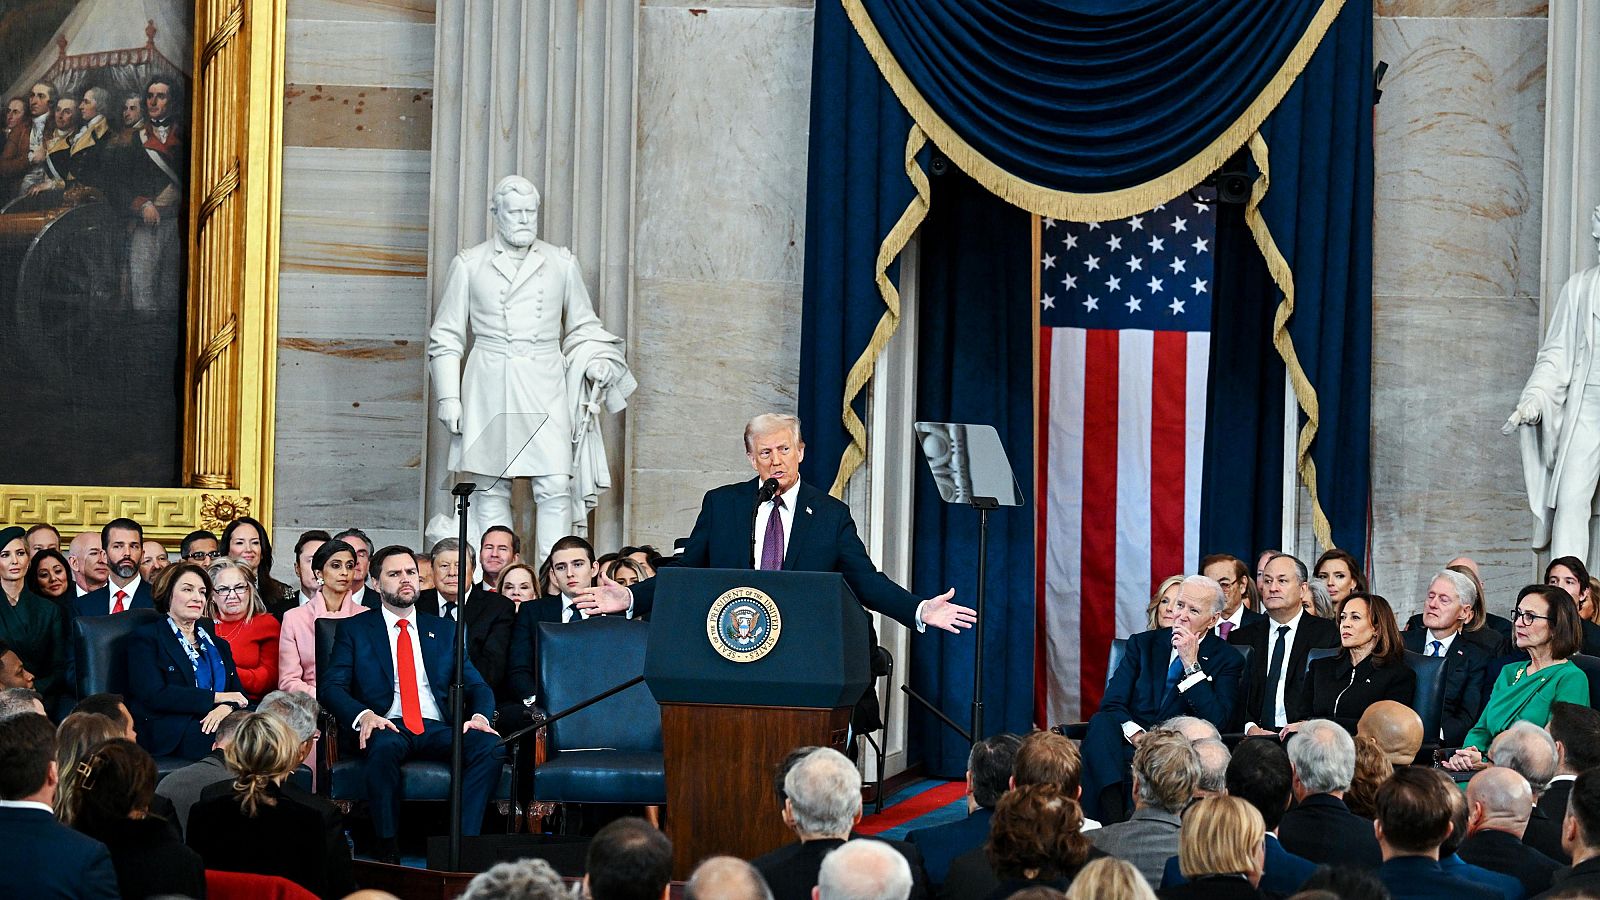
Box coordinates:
[224,712,300,817]
[1148,575,1184,630]
[1065,857,1156,900]
[207,558,267,622]
[744,413,802,453]
[54,712,125,821]
[1178,796,1265,879]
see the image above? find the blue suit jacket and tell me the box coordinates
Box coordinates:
[628,479,922,627]
[125,617,243,758]
[73,580,154,618]
[318,607,495,732]
[0,805,119,899]
[1100,627,1244,728]
[1162,834,1315,896]
[907,806,991,887]
[1439,853,1523,900]
[1377,856,1504,900]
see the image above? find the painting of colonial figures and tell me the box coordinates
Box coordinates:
[0,1,193,487]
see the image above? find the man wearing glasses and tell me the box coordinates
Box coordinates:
[1078,574,1245,823]
[1201,553,1263,640]
[179,530,220,563]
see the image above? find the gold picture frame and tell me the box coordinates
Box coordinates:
[0,0,286,543]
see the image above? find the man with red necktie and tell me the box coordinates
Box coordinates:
[73,518,154,618]
[319,545,503,863]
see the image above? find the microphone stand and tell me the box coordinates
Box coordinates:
[447,481,474,872]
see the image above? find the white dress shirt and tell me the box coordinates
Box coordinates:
[1242,610,1307,731]
[1423,629,1458,658]
[106,574,143,614]
[352,606,444,727]
[0,799,52,814]
[349,585,368,608]
[752,480,801,568]
[1214,606,1246,639]
[296,589,317,607]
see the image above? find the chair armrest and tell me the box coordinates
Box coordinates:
[316,709,338,796]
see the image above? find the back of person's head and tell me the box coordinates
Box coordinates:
[1548,702,1600,773]
[1131,730,1200,814]
[1374,766,1455,855]
[784,747,862,839]
[0,687,43,719]
[1355,700,1424,766]
[1226,738,1295,831]
[1156,716,1220,743]
[585,817,672,900]
[1286,719,1355,795]
[1179,796,1264,880]
[460,857,568,900]
[1567,769,1600,853]
[1007,889,1066,900]
[1013,729,1083,794]
[1439,784,1471,856]
[1466,766,1534,829]
[54,711,127,817]
[1345,735,1395,820]
[1062,857,1155,900]
[72,692,127,723]
[817,838,913,900]
[61,738,154,834]
[968,733,1024,809]
[212,708,250,748]
[1488,720,1558,795]
[223,712,300,817]
[986,783,1091,880]
[258,689,320,742]
[1295,866,1389,900]
[0,712,54,801]
[685,856,774,900]
[1192,739,1231,796]
[773,745,821,803]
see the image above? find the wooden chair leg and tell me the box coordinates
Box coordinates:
[644,805,661,829]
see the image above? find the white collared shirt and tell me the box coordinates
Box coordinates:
[753,480,802,569]
[107,574,143,614]
[1215,606,1246,638]
[1263,610,1305,728]
[349,585,368,608]
[297,589,317,607]
[358,606,444,726]
[72,114,103,143]
[1423,628,1458,658]
[0,799,52,814]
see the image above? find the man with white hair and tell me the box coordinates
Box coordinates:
[1402,568,1493,746]
[1232,553,1339,736]
[814,840,913,900]
[1278,718,1382,869]
[428,174,636,562]
[1078,574,1244,823]
[753,748,927,900]
[688,856,774,900]
[1458,767,1562,896]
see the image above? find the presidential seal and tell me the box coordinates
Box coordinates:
[706,587,782,663]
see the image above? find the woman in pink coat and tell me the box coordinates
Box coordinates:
[277,539,365,695]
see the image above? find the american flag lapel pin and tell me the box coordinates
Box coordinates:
[427,631,436,639]
[805,506,813,515]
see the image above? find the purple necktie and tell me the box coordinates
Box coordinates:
[1219,621,1233,639]
[760,496,786,570]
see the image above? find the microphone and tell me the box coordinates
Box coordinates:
[756,477,780,504]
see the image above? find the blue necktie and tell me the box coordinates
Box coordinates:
[1430,640,1443,657]
[1165,656,1185,693]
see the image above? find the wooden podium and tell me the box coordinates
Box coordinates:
[643,569,872,879]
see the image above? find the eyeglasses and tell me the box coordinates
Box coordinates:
[1510,608,1551,625]
[213,584,251,596]
[185,551,223,561]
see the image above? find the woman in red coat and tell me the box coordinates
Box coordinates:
[208,559,281,703]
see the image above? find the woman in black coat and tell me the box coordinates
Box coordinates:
[1294,591,1415,734]
[188,711,356,899]
[62,738,206,900]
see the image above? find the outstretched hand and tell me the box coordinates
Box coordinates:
[922,588,976,634]
[573,571,632,616]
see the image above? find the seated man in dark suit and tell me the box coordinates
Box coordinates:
[1434,782,1522,900]
[907,733,1022,888]
[73,517,155,618]
[1458,767,1562,896]
[1279,719,1383,869]
[1200,553,1265,640]
[318,545,505,863]
[1078,574,1244,822]
[416,537,514,698]
[1374,767,1502,900]
[1403,569,1492,747]
[1231,553,1340,736]
[1526,701,1600,863]
[1544,769,1600,898]
[752,747,928,900]
[0,712,119,898]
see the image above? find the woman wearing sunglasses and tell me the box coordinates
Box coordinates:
[1443,584,1590,771]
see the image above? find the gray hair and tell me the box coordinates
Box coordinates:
[1430,568,1478,611]
[81,86,109,111]
[490,175,541,212]
[1488,721,1558,796]
[816,840,913,900]
[1193,739,1231,794]
[257,690,319,742]
[1133,731,1201,814]
[686,856,774,900]
[460,857,567,900]
[1181,574,1227,616]
[1157,716,1220,743]
[1286,719,1355,794]
[430,536,476,568]
[784,747,862,839]
[1307,578,1334,618]
[744,413,803,454]
[0,687,44,720]
[1268,553,1309,584]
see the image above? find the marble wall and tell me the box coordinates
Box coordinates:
[1367,0,1548,616]
[272,0,436,558]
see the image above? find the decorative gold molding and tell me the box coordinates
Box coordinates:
[0,0,286,543]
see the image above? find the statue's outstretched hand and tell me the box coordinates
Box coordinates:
[1503,398,1540,435]
[437,398,463,435]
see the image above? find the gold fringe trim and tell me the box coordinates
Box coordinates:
[840,0,1346,222]
[830,124,933,498]
[1244,132,1333,552]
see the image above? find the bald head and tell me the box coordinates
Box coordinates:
[686,856,772,900]
[1357,701,1424,766]
[1488,721,1559,796]
[1466,767,1533,836]
[815,840,912,900]
[1446,556,1480,577]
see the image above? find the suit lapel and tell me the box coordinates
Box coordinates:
[782,483,819,570]
[159,624,194,673]
[508,246,547,293]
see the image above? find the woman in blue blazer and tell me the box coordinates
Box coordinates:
[125,562,247,759]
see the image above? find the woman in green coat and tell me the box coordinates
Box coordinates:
[1444,583,1590,770]
[0,525,71,710]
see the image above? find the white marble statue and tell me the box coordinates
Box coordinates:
[1505,205,1600,562]
[427,175,636,563]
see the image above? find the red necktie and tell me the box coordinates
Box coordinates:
[112,590,127,614]
[395,619,424,735]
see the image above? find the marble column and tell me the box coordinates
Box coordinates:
[423,0,637,553]
[1539,0,1600,320]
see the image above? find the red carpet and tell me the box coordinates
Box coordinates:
[856,780,968,835]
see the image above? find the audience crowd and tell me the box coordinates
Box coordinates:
[10,517,1600,900]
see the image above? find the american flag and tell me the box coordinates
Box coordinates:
[1035,189,1217,724]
